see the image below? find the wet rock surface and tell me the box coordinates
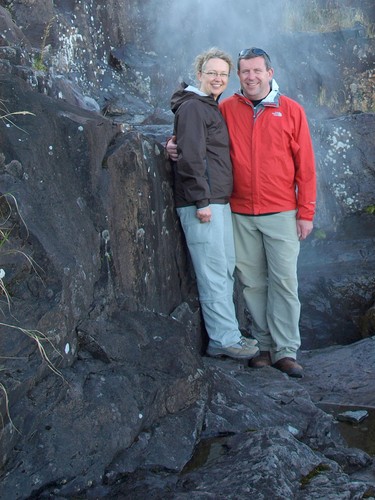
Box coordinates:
[1,319,375,499]
[298,338,375,407]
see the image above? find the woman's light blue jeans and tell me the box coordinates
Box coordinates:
[177,203,241,347]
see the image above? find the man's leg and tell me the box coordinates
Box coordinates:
[259,211,301,361]
[232,213,274,353]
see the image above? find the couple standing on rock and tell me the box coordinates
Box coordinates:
[166,47,316,379]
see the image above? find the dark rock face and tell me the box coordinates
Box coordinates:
[0,311,206,498]
[0,1,374,498]
[0,72,192,319]
[1,326,375,499]
[102,129,192,313]
[298,113,375,348]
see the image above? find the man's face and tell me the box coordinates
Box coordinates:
[237,56,274,101]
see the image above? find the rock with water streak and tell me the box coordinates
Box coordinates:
[336,410,369,424]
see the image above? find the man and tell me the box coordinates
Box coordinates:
[167,48,316,378]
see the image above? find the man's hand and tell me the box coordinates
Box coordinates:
[166,135,178,161]
[197,206,211,223]
[297,220,313,240]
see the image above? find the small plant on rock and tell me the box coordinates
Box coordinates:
[32,16,57,72]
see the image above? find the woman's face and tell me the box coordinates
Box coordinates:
[197,58,230,100]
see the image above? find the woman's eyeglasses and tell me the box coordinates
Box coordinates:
[202,71,230,79]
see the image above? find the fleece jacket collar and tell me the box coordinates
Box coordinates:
[236,78,280,107]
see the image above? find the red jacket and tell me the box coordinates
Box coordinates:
[219,82,316,220]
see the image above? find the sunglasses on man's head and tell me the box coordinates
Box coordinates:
[238,48,271,62]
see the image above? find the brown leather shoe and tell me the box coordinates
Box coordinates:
[248,351,272,368]
[273,357,303,378]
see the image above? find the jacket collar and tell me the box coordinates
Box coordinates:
[262,79,280,105]
[184,83,224,102]
[236,79,280,107]
[184,84,208,97]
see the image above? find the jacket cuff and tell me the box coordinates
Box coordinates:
[196,200,209,209]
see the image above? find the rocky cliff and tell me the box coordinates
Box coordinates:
[0,1,374,498]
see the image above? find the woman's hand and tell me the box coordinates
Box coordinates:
[197,206,211,223]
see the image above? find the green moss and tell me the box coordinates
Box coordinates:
[314,229,327,239]
[33,56,47,72]
[300,463,331,488]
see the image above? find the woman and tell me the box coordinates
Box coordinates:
[170,47,259,360]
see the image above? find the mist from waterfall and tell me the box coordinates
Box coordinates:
[152,0,301,98]
[149,0,371,114]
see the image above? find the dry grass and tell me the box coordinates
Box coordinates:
[0,322,63,378]
[0,193,40,315]
[0,379,19,433]
[0,99,35,133]
[282,0,374,37]
[0,193,64,431]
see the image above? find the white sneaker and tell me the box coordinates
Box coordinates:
[206,337,259,360]
[241,336,258,347]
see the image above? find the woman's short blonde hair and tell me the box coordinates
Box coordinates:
[193,47,233,75]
